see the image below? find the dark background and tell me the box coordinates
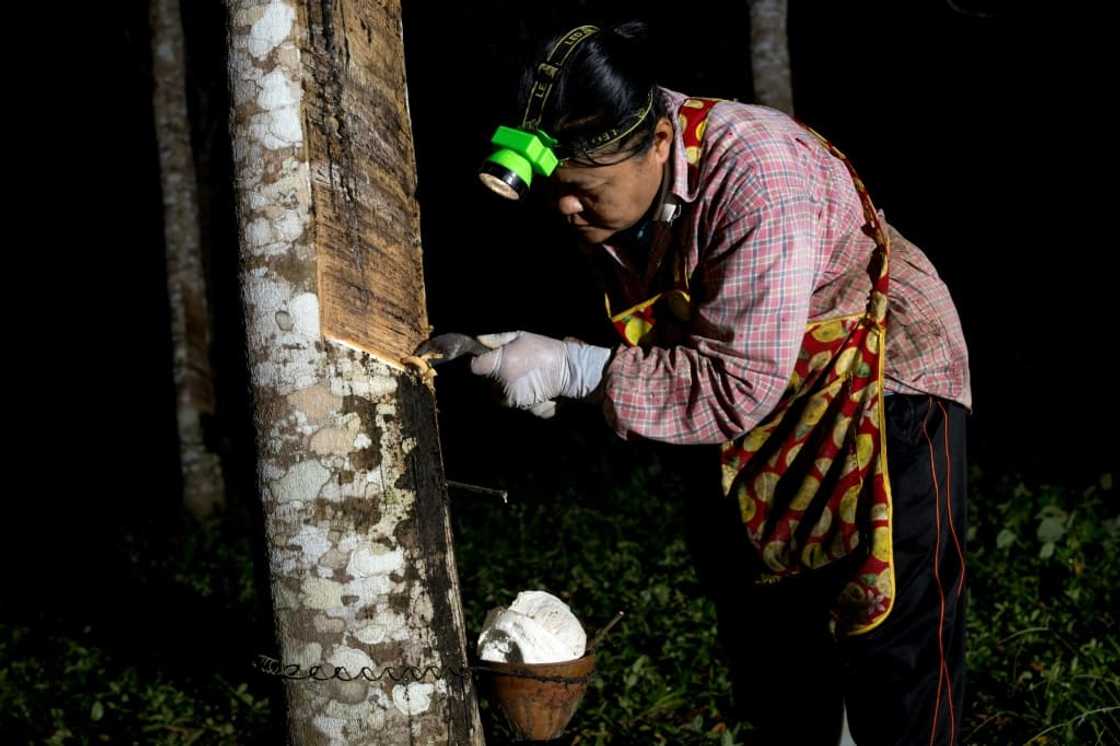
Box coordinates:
[16,0,1113,661]
[398,1,1115,492]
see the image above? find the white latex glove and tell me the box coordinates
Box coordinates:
[470,331,612,417]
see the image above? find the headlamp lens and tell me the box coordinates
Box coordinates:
[479,165,526,201]
[479,148,533,200]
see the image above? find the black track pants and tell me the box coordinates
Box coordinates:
[677,394,969,746]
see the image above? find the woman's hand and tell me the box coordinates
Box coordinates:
[470,331,613,417]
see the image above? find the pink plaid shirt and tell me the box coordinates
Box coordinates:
[598,87,972,444]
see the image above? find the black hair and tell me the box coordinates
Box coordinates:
[516,21,667,167]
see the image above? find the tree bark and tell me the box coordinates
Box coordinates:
[151,0,226,518]
[224,1,483,743]
[748,0,794,114]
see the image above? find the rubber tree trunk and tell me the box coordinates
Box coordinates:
[748,0,794,114]
[151,0,226,518]
[224,1,483,742]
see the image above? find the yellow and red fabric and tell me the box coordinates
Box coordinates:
[608,98,896,635]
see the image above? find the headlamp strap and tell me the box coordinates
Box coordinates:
[561,89,655,159]
[521,25,600,132]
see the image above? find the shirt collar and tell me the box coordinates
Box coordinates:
[651,154,677,224]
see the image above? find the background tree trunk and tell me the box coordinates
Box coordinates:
[151,0,226,518]
[748,0,794,114]
[225,1,483,742]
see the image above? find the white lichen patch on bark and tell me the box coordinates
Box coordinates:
[290,524,332,565]
[289,293,320,337]
[247,2,295,59]
[351,607,410,645]
[329,644,375,675]
[251,68,302,151]
[302,576,346,610]
[317,693,391,743]
[319,548,349,570]
[347,544,405,578]
[330,355,399,399]
[392,683,435,716]
[314,615,346,635]
[272,459,331,503]
[287,384,341,424]
[318,466,381,503]
[246,209,306,256]
[294,641,323,668]
[339,573,395,604]
[310,414,362,456]
[246,274,320,392]
[247,156,308,210]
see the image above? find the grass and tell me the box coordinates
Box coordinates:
[2,458,1115,744]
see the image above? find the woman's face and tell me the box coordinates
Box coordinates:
[545,117,674,246]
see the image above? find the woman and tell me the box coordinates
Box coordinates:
[471,21,971,746]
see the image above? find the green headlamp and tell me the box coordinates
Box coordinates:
[478,25,599,200]
[479,126,561,201]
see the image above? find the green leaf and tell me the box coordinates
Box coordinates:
[997,529,1017,549]
[1039,541,1055,559]
[1037,505,1068,520]
[90,701,104,721]
[1037,516,1067,543]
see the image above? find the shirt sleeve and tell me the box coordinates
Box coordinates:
[600,189,821,444]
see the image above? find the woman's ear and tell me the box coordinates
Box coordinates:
[653,116,674,164]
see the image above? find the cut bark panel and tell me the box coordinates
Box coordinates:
[301,0,429,367]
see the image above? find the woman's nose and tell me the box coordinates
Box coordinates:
[557,194,583,217]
